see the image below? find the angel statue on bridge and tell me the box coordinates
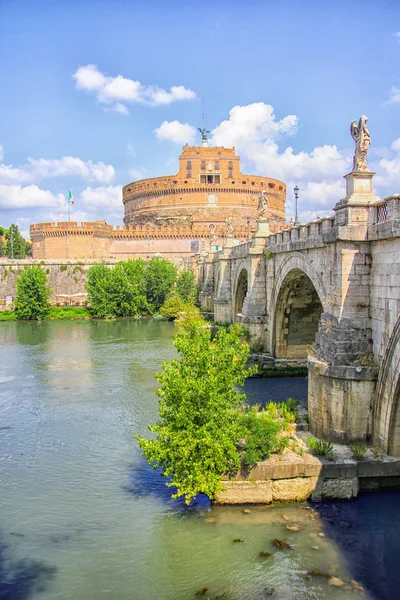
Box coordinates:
[225,216,234,234]
[350,115,371,172]
[256,190,268,218]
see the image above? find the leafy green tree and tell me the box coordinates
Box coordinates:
[6,224,26,258]
[145,257,177,313]
[176,270,197,304]
[160,294,186,320]
[111,260,148,316]
[136,324,256,503]
[14,266,51,320]
[86,260,148,318]
[86,263,115,318]
[25,240,33,257]
[0,236,6,257]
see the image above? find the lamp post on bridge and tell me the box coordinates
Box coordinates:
[293,185,299,225]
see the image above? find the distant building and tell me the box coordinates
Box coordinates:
[30,143,287,260]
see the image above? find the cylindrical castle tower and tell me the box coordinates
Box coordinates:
[123,145,286,231]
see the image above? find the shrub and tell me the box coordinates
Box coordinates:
[136,324,256,503]
[307,436,334,459]
[60,264,68,272]
[160,294,186,320]
[176,270,197,303]
[349,441,367,460]
[280,398,299,421]
[238,407,288,468]
[14,266,51,320]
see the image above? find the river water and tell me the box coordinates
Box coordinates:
[0,319,398,600]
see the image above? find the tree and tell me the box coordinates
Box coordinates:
[136,324,256,503]
[111,260,148,316]
[145,257,177,313]
[0,237,6,257]
[86,260,148,318]
[86,264,115,318]
[176,270,197,304]
[6,224,26,259]
[25,240,32,257]
[14,266,51,320]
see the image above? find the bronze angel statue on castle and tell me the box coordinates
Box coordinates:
[350,116,371,172]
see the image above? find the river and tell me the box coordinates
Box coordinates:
[0,319,399,600]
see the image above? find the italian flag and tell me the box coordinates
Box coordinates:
[68,190,74,205]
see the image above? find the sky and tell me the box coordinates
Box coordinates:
[0,0,400,237]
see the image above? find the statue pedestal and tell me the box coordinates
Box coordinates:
[224,234,235,248]
[210,243,219,253]
[254,218,270,238]
[334,170,380,228]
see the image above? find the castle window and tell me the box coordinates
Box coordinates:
[186,161,192,170]
[251,182,255,185]
[228,170,233,178]
[279,186,283,191]
[173,180,177,184]
[201,161,206,170]
[261,182,264,187]
[187,171,192,178]
[242,180,246,184]
[228,161,233,170]
[200,174,221,184]
[215,161,220,170]
[268,183,275,189]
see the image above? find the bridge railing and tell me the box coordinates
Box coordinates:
[265,216,335,247]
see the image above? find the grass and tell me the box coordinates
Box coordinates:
[46,306,90,320]
[307,436,334,459]
[349,441,367,460]
[0,310,17,321]
[0,306,90,321]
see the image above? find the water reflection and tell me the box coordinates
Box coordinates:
[0,535,56,600]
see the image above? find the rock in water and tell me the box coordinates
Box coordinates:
[285,524,300,532]
[233,538,244,543]
[272,538,293,550]
[329,577,345,587]
[308,570,332,579]
[195,587,209,596]
[243,508,251,514]
[259,551,272,558]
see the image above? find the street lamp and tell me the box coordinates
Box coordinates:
[293,185,299,225]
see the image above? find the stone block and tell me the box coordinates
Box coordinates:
[312,477,359,500]
[272,477,318,501]
[215,481,272,504]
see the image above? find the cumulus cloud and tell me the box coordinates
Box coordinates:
[0,184,65,210]
[80,185,122,208]
[0,156,115,185]
[154,120,197,145]
[373,139,400,191]
[73,64,196,114]
[384,85,400,105]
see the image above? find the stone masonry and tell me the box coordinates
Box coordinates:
[200,171,400,456]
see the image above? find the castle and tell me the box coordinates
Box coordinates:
[30,141,287,260]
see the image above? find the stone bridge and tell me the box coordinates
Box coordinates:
[199,170,400,456]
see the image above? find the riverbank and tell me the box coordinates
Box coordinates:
[0,306,91,321]
[215,436,400,505]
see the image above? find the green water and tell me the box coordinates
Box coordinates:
[0,320,370,599]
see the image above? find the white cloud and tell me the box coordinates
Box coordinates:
[80,185,122,208]
[373,141,400,191]
[384,85,400,105]
[212,103,298,148]
[154,120,197,145]
[73,64,196,114]
[0,184,65,210]
[395,32,400,43]
[0,156,115,185]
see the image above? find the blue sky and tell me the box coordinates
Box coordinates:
[1,0,399,236]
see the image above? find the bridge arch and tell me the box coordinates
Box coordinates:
[374,315,400,455]
[233,261,250,318]
[269,254,327,359]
